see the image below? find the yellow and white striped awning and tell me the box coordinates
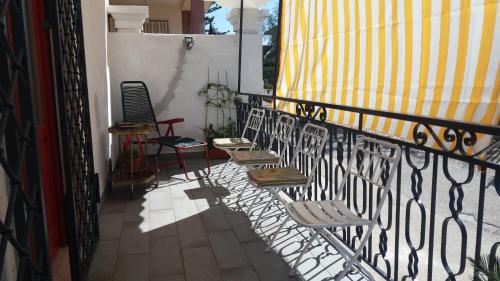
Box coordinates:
[276,0,500,144]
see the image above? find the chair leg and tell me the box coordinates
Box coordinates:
[265,216,291,253]
[215,155,232,182]
[174,148,183,168]
[335,225,373,281]
[227,166,244,190]
[156,144,164,157]
[236,182,252,203]
[246,189,265,216]
[251,198,273,230]
[289,230,320,277]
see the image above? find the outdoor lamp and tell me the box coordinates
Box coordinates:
[184,36,194,50]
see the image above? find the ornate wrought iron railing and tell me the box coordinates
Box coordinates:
[235,93,500,281]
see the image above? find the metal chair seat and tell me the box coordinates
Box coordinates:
[286,200,371,228]
[247,167,308,187]
[231,150,280,165]
[265,136,402,279]
[213,137,253,149]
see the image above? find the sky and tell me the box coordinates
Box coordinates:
[209,0,279,34]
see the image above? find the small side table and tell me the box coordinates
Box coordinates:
[108,123,159,197]
[158,137,211,181]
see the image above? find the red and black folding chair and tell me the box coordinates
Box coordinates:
[121,81,210,180]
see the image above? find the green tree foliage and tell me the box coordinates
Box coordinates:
[205,3,228,35]
[262,5,279,91]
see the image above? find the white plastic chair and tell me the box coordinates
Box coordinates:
[213,107,266,182]
[267,136,401,280]
[237,123,329,230]
[226,114,296,189]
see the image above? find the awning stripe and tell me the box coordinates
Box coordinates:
[276,0,500,148]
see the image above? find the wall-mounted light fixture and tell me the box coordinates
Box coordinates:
[184,36,194,50]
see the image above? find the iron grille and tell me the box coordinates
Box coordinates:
[49,0,100,279]
[0,0,52,280]
[236,96,500,281]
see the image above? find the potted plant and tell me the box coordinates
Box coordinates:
[468,255,500,281]
[203,121,237,158]
[121,147,143,172]
[198,77,237,159]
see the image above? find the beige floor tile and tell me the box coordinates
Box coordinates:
[149,209,177,237]
[149,190,173,210]
[199,205,232,232]
[243,241,292,281]
[170,184,190,199]
[177,215,209,249]
[151,274,185,281]
[99,213,123,241]
[118,234,150,255]
[208,231,250,269]
[88,241,119,281]
[121,221,150,239]
[113,253,149,281]
[173,198,199,220]
[183,247,222,281]
[122,197,150,223]
[100,195,127,214]
[225,213,259,243]
[220,267,260,281]
[150,236,184,277]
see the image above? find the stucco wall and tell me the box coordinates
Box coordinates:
[82,0,111,196]
[107,33,263,151]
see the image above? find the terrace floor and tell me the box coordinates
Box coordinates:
[87,158,369,281]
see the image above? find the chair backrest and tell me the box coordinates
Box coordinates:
[121,81,160,135]
[266,114,296,164]
[335,137,402,219]
[241,108,266,150]
[290,123,329,189]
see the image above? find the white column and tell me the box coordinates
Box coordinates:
[108,5,149,33]
[227,8,269,35]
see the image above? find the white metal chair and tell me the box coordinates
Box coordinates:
[267,136,401,280]
[226,114,296,189]
[237,123,329,230]
[213,108,266,183]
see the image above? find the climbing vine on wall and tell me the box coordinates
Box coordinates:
[198,79,237,149]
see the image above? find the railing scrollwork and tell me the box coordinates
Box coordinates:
[411,123,500,161]
[235,93,500,281]
[296,102,327,122]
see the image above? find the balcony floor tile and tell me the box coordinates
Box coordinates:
[91,160,370,281]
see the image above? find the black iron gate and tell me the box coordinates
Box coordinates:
[48,0,100,280]
[0,0,52,280]
[1,0,99,280]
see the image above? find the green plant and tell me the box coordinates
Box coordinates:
[468,255,500,281]
[203,121,237,150]
[198,80,237,149]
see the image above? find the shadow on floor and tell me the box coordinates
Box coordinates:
[88,159,365,281]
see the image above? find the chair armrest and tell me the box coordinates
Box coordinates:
[157,118,184,125]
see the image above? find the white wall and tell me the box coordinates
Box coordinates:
[82,0,111,196]
[107,33,263,147]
